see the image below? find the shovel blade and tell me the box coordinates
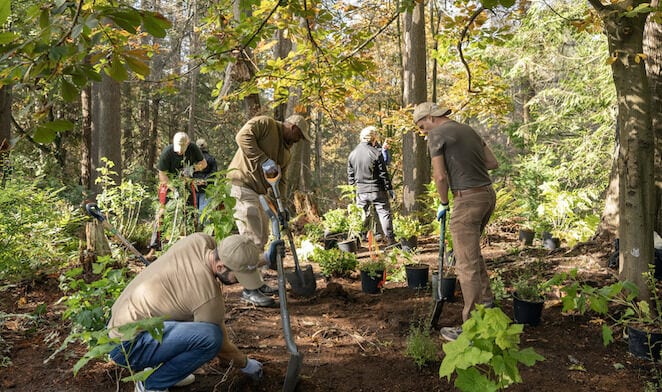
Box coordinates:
[282,351,303,392]
[429,298,445,330]
[285,265,317,297]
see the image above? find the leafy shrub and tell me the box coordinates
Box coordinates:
[439,306,545,391]
[392,213,422,241]
[303,221,325,243]
[0,178,81,282]
[95,158,149,242]
[308,247,358,277]
[58,256,130,340]
[405,323,438,368]
[322,208,349,234]
[199,170,237,241]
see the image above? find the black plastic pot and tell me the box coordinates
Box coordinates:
[405,264,429,289]
[338,238,357,253]
[400,236,418,251]
[519,229,534,246]
[360,270,385,294]
[513,292,544,326]
[431,272,457,302]
[543,237,561,250]
[626,325,662,361]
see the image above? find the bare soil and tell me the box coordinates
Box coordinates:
[2,228,661,391]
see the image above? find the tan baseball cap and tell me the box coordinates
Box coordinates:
[412,102,452,123]
[217,235,264,290]
[173,132,190,153]
[285,114,311,142]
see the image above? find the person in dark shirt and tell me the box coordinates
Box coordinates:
[347,126,396,246]
[413,102,499,342]
[193,138,218,218]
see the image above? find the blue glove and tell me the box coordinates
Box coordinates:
[264,239,285,270]
[241,358,263,381]
[436,202,449,221]
[388,190,395,200]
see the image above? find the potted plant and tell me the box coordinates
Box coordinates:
[389,247,429,290]
[560,268,662,361]
[338,204,364,253]
[511,268,551,326]
[359,256,387,294]
[393,213,421,249]
[321,208,348,249]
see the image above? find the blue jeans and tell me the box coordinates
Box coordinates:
[109,321,222,390]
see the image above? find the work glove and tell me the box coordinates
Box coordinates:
[264,239,285,270]
[261,159,279,180]
[278,208,290,227]
[388,190,395,200]
[181,166,194,178]
[436,202,449,221]
[241,358,263,381]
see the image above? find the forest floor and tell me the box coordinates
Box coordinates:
[1,225,661,392]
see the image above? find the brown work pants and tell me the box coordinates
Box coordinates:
[450,186,496,321]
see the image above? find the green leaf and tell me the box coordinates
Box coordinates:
[61,79,78,102]
[0,0,10,26]
[0,32,17,45]
[141,12,171,38]
[44,119,74,131]
[455,368,499,392]
[123,54,150,77]
[73,342,116,375]
[510,346,545,366]
[107,9,142,34]
[107,56,128,81]
[33,126,56,143]
[39,8,49,29]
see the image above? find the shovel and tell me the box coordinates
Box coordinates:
[430,213,447,330]
[85,203,150,266]
[261,160,316,297]
[259,195,303,392]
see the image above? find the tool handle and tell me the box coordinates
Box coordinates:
[85,203,106,222]
[437,214,446,301]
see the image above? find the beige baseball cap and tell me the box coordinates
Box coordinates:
[217,235,264,290]
[173,132,190,153]
[285,114,311,142]
[412,102,452,123]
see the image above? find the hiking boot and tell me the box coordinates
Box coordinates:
[257,284,278,296]
[241,289,276,307]
[440,326,462,342]
[134,380,168,392]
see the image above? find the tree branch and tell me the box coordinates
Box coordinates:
[336,9,401,65]
[241,1,281,50]
[457,6,485,94]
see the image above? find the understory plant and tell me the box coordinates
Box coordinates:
[308,247,358,278]
[392,213,422,241]
[199,170,237,240]
[405,321,438,368]
[439,305,545,391]
[559,268,662,346]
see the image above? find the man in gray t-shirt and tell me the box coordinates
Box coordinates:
[413,102,499,342]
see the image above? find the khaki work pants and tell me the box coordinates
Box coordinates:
[450,186,496,321]
[230,185,270,250]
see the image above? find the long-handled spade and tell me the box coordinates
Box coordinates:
[430,213,447,330]
[261,160,317,297]
[85,203,150,266]
[259,195,302,392]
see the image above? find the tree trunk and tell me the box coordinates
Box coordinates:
[0,85,11,184]
[80,85,92,194]
[188,0,200,138]
[401,1,430,216]
[644,0,662,236]
[97,73,123,185]
[592,0,654,298]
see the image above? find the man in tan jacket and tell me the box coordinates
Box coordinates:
[108,233,265,392]
[227,114,310,306]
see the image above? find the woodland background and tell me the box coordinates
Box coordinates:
[0,0,661,387]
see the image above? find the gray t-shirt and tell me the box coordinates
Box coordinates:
[427,120,492,191]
